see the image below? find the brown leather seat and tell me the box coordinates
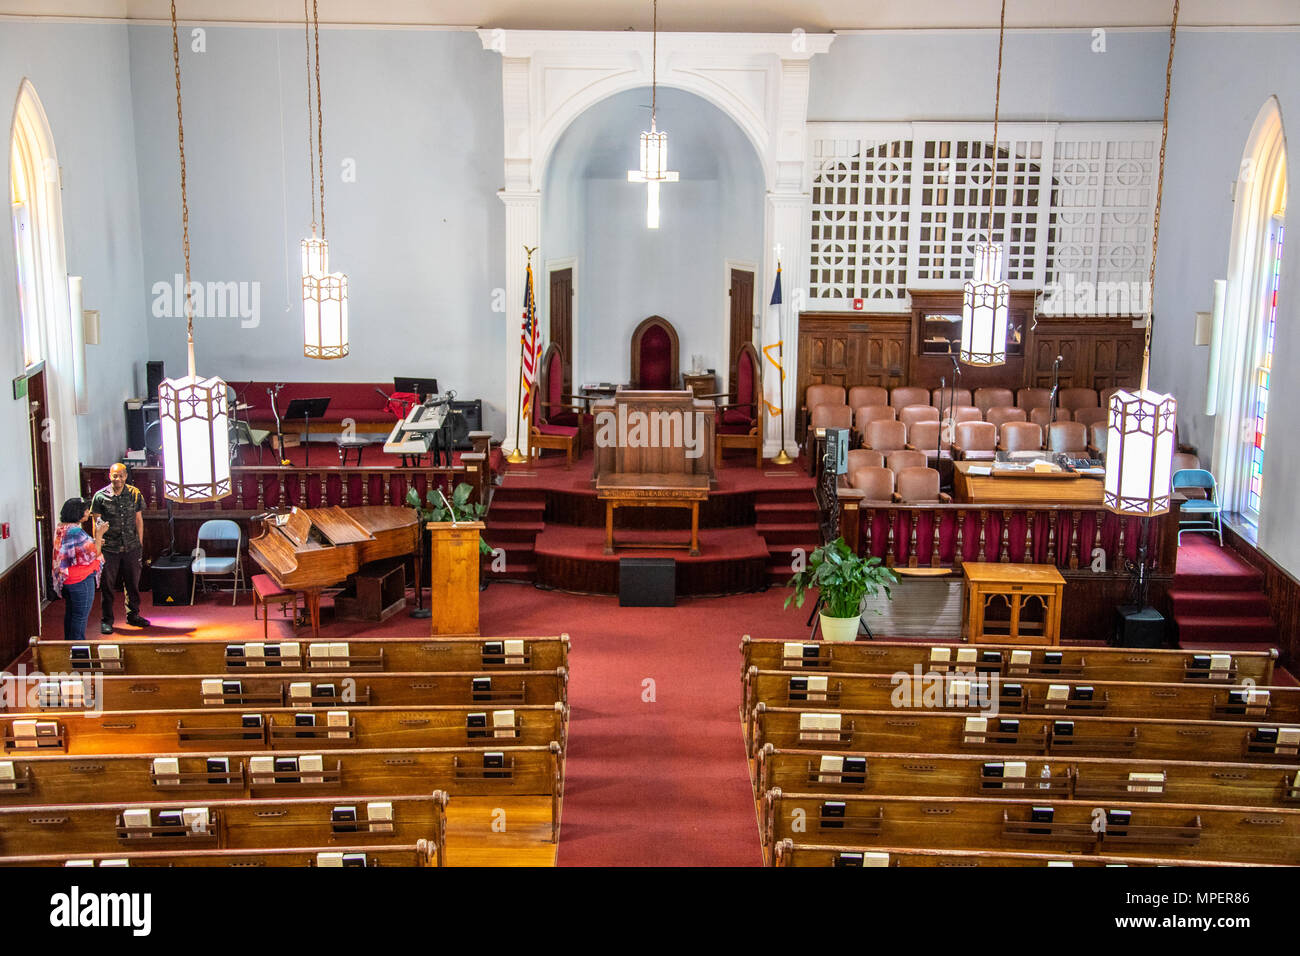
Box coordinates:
[895,466,949,503]
[1072,407,1107,429]
[1030,406,1069,429]
[1088,423,1108,457]
[1048,421,1089,455]
[985,406,1027,435]
[974,387,1014,416]
[810,403,853,431]
[854,404,896,435]
[864,419,908,452]
[1017,387,1052,410]
[1000,421,1043,452]
[846,448,885,473]
[950,405,982,424]
[899,404,940,431]
[931,387,973,409]
[805,384,846,412]
[890,386,930,409]
[886,449,927,474]
[848,465,894,501]
[907,421,943,457]
[1059,387,1100,413]
[953,421,997,461]
[1099,386,1123,409]
[848,385,889,409]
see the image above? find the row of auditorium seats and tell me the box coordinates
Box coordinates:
[742,636,1300,866]
[0,635,571,866]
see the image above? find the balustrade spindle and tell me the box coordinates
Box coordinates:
[999,509,1011,562]
[954,510,966,569]
[1068,510,1081,569]
[382,472,392,506]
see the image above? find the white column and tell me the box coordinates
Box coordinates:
[764,192,810,459]
[500,190,540,456]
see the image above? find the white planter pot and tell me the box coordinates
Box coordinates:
[819,612,861,643]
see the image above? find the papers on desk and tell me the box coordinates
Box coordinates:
[967,465,993,476]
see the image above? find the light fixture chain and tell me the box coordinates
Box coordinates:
[170,0,195,372]
[1143,0,1179,391]
[987,0,1005,244]
[651,0,657,126]
[314,0,325,239]
[304,0,316,232]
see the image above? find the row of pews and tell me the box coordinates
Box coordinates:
[742,637,1300,866]
[0,634,569,867]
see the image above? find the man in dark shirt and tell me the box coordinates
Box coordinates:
[91,463,151,633]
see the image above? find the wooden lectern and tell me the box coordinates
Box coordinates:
[426,521,485,635]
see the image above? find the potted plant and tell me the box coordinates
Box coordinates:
[785,537,896,642]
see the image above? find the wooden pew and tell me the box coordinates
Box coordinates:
[741,636,1276,686]
[0,841,440,867]
[2,704,567,756]
[762,790,1300,864]
[771,840,1276,868]
[0,669,568,713]
[0,792,449,857]
[754,745,1300,810]
[32,634,571,676]
[749,705,1300,765]
[0,744,564,828]
[744,669,1300,729]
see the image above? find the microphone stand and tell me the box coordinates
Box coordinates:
[936,376,945,466]
[1049,354,1063,425]
[948,354,962,467]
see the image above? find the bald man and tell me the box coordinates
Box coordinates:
[91,463,150,633]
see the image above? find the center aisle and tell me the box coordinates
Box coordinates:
[479,584,784,866]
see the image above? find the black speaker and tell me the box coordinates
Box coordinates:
[1113,604,1166,648]
[150,553,192,607]
[145,360,165,399]
[449,399,483,450]
[619,558,676,607]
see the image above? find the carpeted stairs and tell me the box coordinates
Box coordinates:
[1171,537,1279,651]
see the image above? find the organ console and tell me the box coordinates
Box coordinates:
[248,505,418,638]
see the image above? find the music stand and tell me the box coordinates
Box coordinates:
[284,397,331,466]
[394,377,439,401]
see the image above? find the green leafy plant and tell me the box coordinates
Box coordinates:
[785,537,896,618]
[406,481,492,555]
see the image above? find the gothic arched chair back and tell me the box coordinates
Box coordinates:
[715,342,763,468]
[630,315,680,390]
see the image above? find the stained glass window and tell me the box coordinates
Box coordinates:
[1246,222,1283,519]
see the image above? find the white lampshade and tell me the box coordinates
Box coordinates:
[640,129,668,181]
[1103,389,1177,516]
[301,235,328,278]
[961,242,1010,366]
[159,373,231,503]
[303,271,349,359]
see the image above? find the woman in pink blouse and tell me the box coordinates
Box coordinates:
[53,497,106,641]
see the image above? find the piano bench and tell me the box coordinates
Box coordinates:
[252,573,299,639]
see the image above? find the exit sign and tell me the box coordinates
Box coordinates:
[12,376,26,400]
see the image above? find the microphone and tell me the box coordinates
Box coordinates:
[1053,354,1063,369]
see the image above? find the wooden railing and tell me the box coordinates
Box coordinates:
[81,432,494,515]
[836,489,1179,576]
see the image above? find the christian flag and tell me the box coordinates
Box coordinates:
[520,262,539,423]
[762,262,784,418]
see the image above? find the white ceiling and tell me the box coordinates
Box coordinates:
[2,0,1298,31]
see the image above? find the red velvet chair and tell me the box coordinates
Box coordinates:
[715,343,763,468]
[537,343,592,456]
[527,349,579,468]
[630,315,680,390]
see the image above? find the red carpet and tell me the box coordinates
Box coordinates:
[1172,537,1279,650]
[38,579,775,867]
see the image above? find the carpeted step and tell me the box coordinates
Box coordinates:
[756,522,821,547]
[488,498,546,516]
[485,561,537,582]
[754,501,819,525]
[1169,589,1271,619]
[1174,615,1280,645]
[483,520,545,540]
[1174,541,1264,592]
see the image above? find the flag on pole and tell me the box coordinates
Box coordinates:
[762,262,785,418]
[519,261,539,422]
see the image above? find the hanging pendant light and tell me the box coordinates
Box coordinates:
[159,0,230,504]
[1104,0,1180,519]
[626,0,678,228]
[302,0,348,359]
[960,0,1010,367]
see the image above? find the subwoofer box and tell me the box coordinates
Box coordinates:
[1113,604,1166,648]
[619,558,676,607]
[150,553,193,607]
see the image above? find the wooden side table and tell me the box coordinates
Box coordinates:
[682,372,717,399]
[961,562,1065,645]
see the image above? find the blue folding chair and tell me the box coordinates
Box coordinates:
[191,519,245,605]
[1173,468,1222,545]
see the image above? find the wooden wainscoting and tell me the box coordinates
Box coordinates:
[1223,521,1300,667]
[0,549,40,668]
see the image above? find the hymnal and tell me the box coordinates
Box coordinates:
[482,641,503,662]
[64,860,94,867]
[201,678,224,704]
[274,756,298,783]
[1106,809,1131,834]
[842,756,866,784]
[1004,761,1026,789]
[1002,682,1022,698]
[249,756,275,778]
[313,683,336,700]
[472,677,492,700]
[949,678,971,706]
[1073,685,1094,701]
[299,754,324,784]
[279,642,301,665]
[862,852,889,867]
[35,721,59,738]
[1043,651,1063,666]
[821,801,846,828]
[327,710,350,740]
[834,853,863,867]
[37,680,60,707]
[1210,653,1232,675]
[295,712,316,738]
[929,647,951,664]
[60,679,86,707]
[221,680,242,698]
[981,651,1001,665]
[1276,727,1300,755]
[983,762,1005,779]
[782,642,804,665]
[1009,650,1031,667]
[317,852,344,867]
[1047,861,1074,867]
[331,805,358,832]
[309,642,331,668]
[467,712,488,739]
[122,808,151,834]
[0,761,15,791]
[342,853,367,867]
[155,810,184,833]
[1127,771,1163,793]
[1028,806,1054,833]
[367,801,393,833]
[152,757,180,778]
[955,647,978,668]
[70,645,91,662]
[225,644,245,667]
[289,682,312,700]
[97,644,121,662]
[98,859,129,867]
[492,710,516,739]
[12,719,38,745]
[998,719,1019,735]
[206,757,229,783]
[963,716,988,743]
[328,642,350,668]
[799,712,842,742]
[1189,654,1210,670]
[1053,720,1074,737]
[264,643,281,667]
[181,807,209,833]
[484,752,507,778]
[818,755,844,783]
[245,642,265,667]
[805,675,828,701]
[504,639,526,666]
[241,713,263,729]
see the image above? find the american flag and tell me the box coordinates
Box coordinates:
[520,262,539,421]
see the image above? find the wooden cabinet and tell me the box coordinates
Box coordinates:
[962,562,1065,645]
[908,290,1035,392]
[682,372,717,399]
[1028,320,1143,389]
[796,313,909,438]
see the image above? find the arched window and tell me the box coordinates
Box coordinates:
[1211,97,1287,525]
[9,78,82,511]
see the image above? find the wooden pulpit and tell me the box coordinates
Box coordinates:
[426,521,485,635]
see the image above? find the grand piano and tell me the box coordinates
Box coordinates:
[248,505,418,637]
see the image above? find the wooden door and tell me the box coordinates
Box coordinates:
[548,267,573,394]
[26,368,53,602]
[727,268,754,400]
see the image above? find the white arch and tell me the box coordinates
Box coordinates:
[1211,95,1287,517]
[10,78,81,514]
